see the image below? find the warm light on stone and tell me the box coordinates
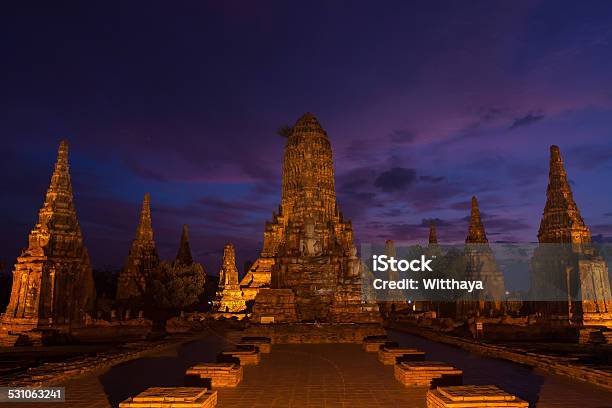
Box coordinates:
[212,243,247,318]
[0,140,96,345]
[116,193,159,301]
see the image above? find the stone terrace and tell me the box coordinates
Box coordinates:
[216,343,425,408]
[1,330,611,407]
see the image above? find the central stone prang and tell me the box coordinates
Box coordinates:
[245,113,381,327]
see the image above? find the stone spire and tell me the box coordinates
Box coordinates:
[175,224,193,265]
[385,239,397,258]
[466,196,488,244]
[280,112,336,224]
[2,140,96,336]
[537,145,591,244]
[221,243,239,287]
[136,193,154,243]
[247,113,381,325]
[213,243,246,317]
[116,193,159,301]
[428,221,438,245]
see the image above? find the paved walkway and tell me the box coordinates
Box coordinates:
[2,329,611,407]
[216,343,424,408]
[388,331,612,408]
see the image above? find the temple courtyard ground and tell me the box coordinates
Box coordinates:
[1,329,611,407]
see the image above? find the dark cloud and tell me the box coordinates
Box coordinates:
[197,196,269,213]
[389,129,416,144]
[567,145,612,170]
[604,212,612,217]
[420,218,451,227]
[593,234,612,243]
[337,191,379,220]
[124,160,169,182]
[479,107,504,122]
[419,175,445,183]
[485,217,532,232]
[449,201,471,211]
[374,167,417,192]
[337,166,377,192]
[508,113,545,130]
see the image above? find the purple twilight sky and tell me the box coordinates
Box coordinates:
[1,1,612,280]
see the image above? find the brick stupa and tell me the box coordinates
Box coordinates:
[246,113,381,334]
[116,193,160,302]
[213,243,247,319]
[530,146,612,327]
[460,196,505,317]
[175,224,193,265]
[0,141,96,345]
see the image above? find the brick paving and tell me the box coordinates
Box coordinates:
[388,331,612,408]
[216,343,426,408]
[1,329,611,407]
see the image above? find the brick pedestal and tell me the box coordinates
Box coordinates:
[362,335,388,352]
[243,323,386,344]
[219,349,261,366]
[239,337,272,353]
[119,387,217,408]
[394,361,462,388]
[378,346,425,365]
[185,363,243,388]
[426,385,528,408]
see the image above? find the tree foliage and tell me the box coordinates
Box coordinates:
[277,124,292,138]
[147,261,206,311]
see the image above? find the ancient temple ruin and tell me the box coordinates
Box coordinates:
[116,193,160,302]
[175,224,193,265]
[0,140,96,345]
[426,220,442,258]
[248,113,381,325]
[429,220,438,245]
[213,243,246,318]
[530,146,612,327]
[460,196,505,316]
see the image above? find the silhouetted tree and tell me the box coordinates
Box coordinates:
[277,125,292,138]
[147,261,206,312]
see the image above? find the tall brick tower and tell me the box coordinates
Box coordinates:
[213,243,247,319]
[460,196,505,317]
[537,145,591,244]
[175,224,193,265]
[246,113,381,326]
[116,193,160,302]
[531,146,612,327]
[1,141,96,344]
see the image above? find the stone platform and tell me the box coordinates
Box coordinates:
[394,361,463,388]
[238,337,272,353]
[216,343,427,407]
[185,363,243,388]
[243,323,385,344]
[426,385,528,408]
[218,349,260,366]
[119,387,217,407]
[378,346,426,365]
[362,335,388,352]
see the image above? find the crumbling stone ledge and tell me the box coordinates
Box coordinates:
[387,323,612,391]
[0,332,210,388]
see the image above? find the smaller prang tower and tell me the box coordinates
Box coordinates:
[116,193,160,302]
[530,146,612,327]
[213,243,246,319]
[459,196,505,317]
[175,224,194,266]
